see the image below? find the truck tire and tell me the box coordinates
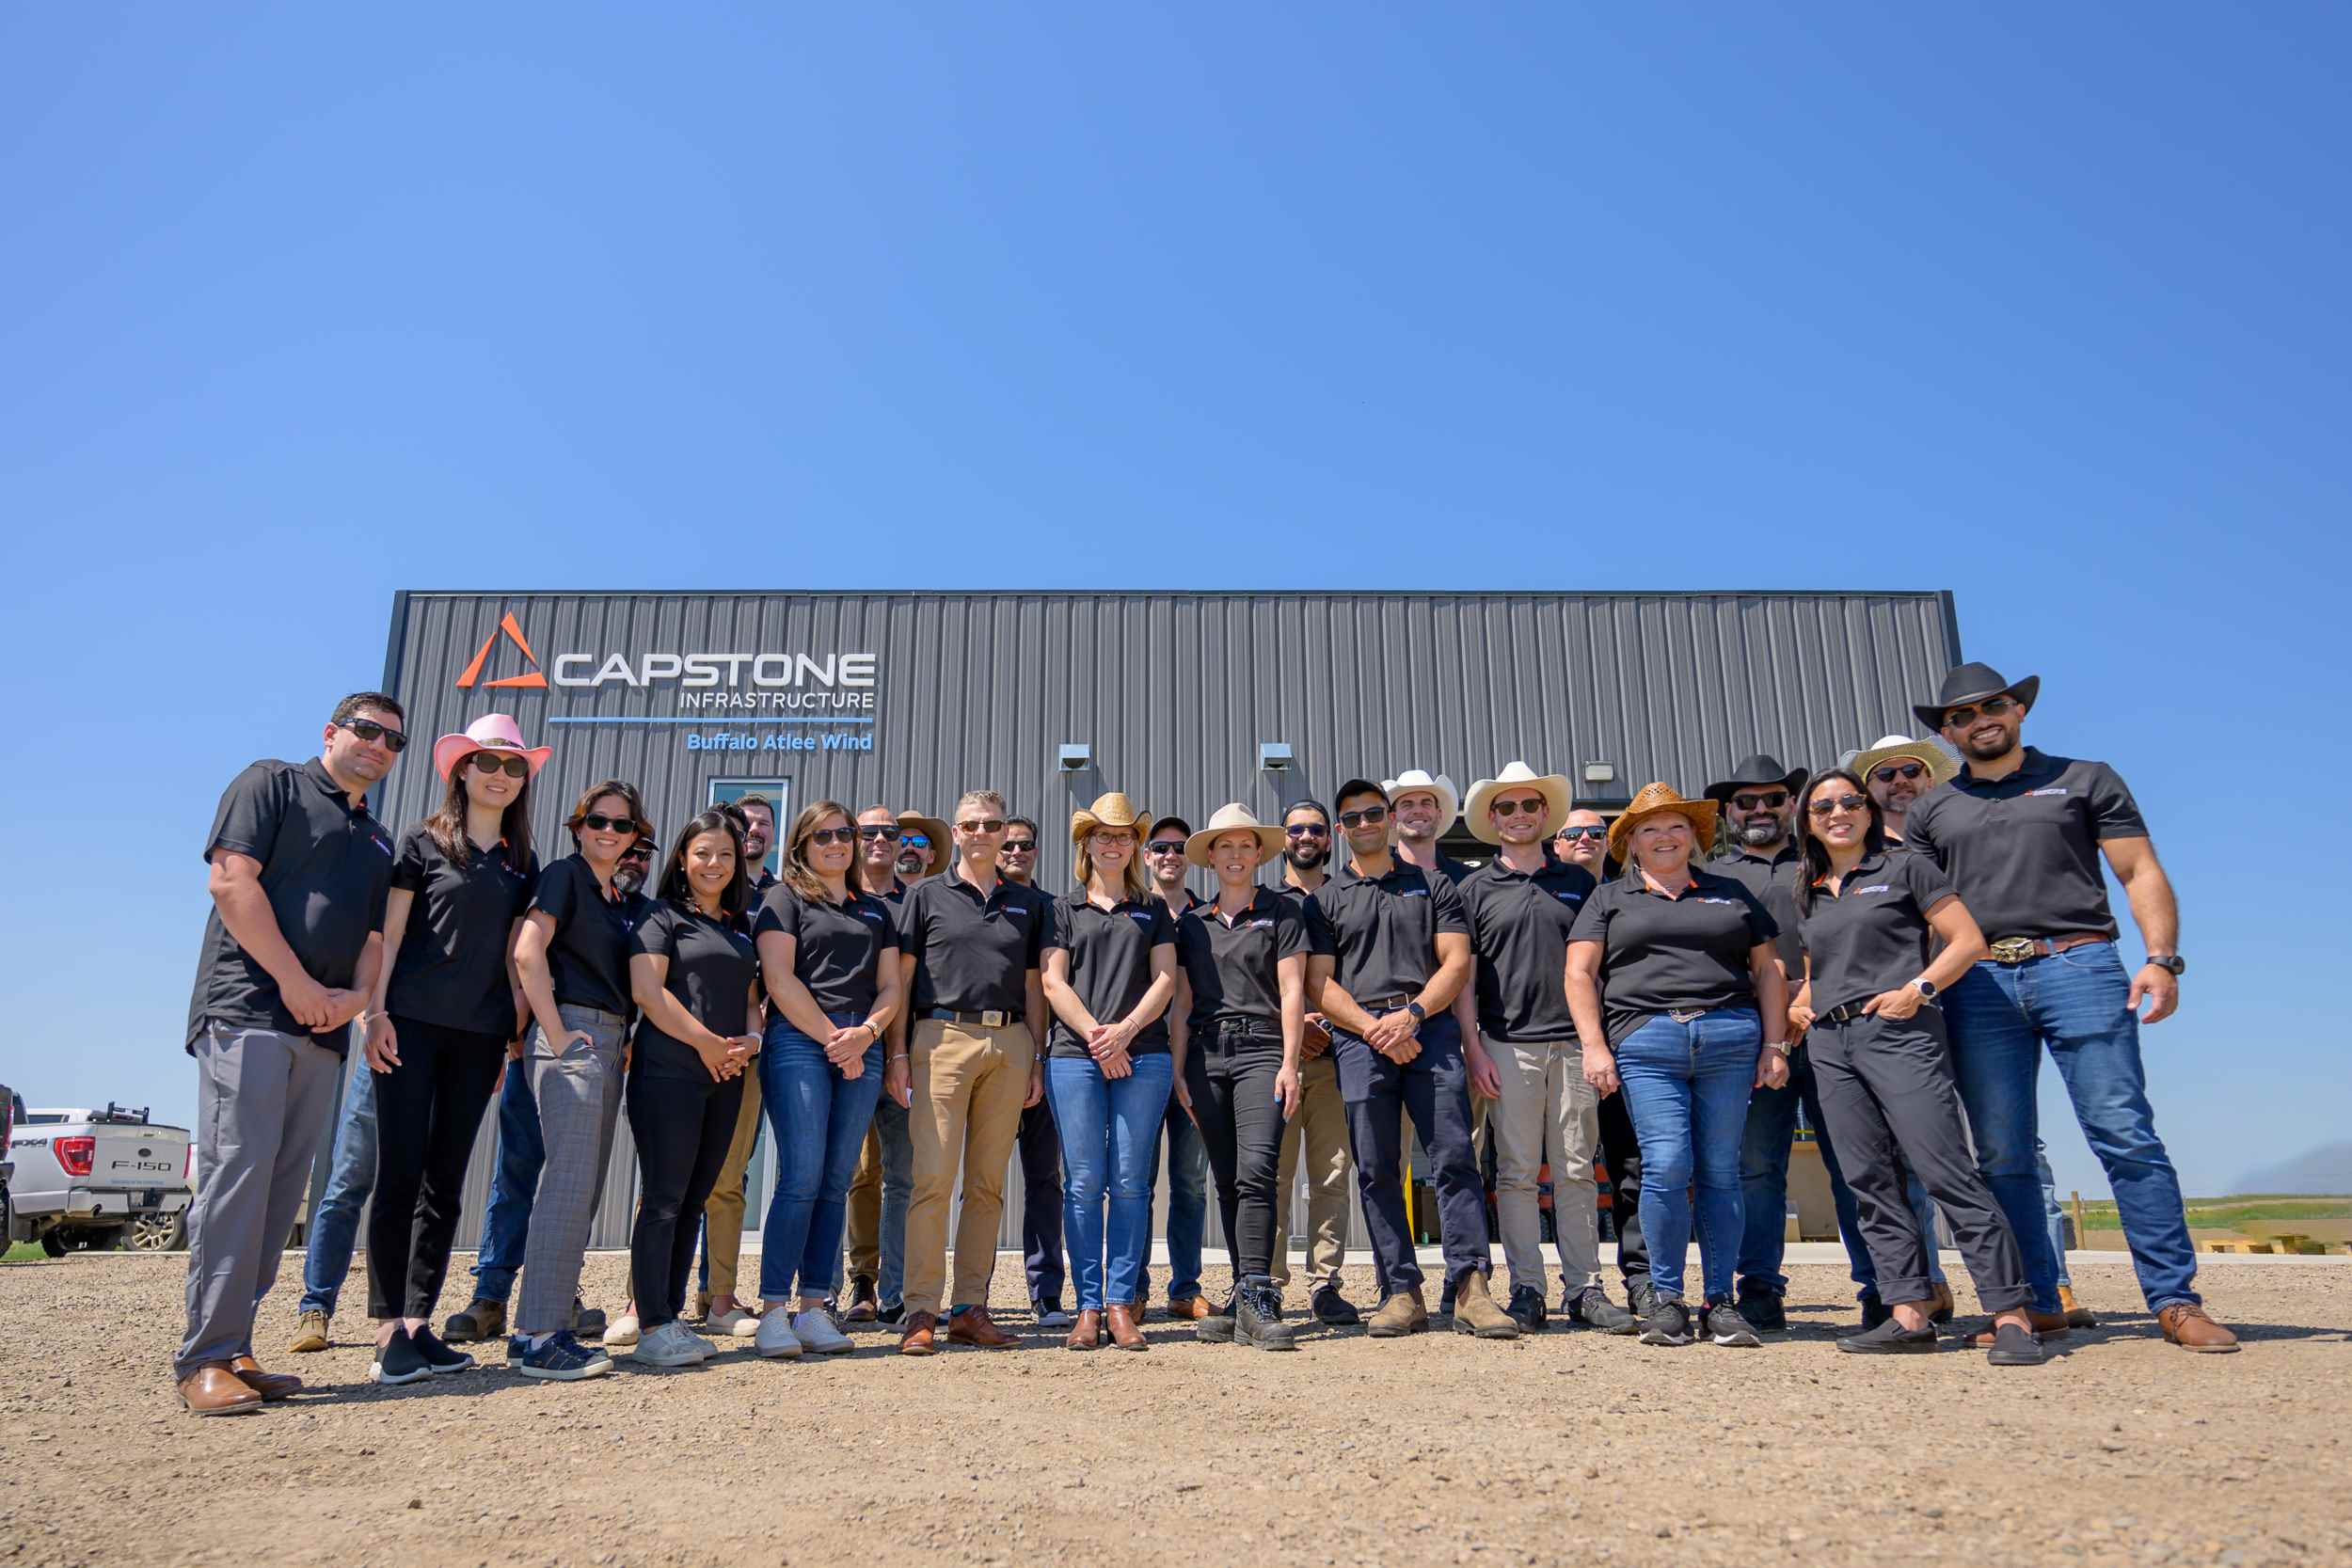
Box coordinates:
[129,1212,184,1251]
[81,1226,125,1252]
[40,1228,68,1258]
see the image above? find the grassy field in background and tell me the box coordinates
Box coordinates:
[2075,1195,2352,1231]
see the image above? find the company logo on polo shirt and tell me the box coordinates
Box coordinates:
[1554,890,1584,903]
[1126,910,1155,925]
[1855,884,1892,895]
[1401,887,1429,898]
[2026,786,2069,798]
[856,909,884,924]
[453,613,548,690]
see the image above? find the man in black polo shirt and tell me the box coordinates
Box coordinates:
[175,692,404,1416]
[998,816,1070,1328]
[1268,800,1361,1326]
[1906,662,2233,1352]
[839,804,918,1323]
[1311,779,1515,1340]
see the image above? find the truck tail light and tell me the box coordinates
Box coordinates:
[55,1136,95,1177]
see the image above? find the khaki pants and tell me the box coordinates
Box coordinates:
[902,1019,1035,1317]
[698,1069,764,1304]
[1488,1036,1601,1297]
[1270,1053,1351,1291]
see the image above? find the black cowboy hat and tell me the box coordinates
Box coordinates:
[1703,752,1809,804]
[1914,662,2041,732]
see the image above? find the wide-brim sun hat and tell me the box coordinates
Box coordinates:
[433,713,553,782]
[897,812,952,873]
[1914,661,2041,732]
[1607,782,1720,865]
[1380,768,1460,837]
[1703,752,1808,805]
[1184,802,1287,866]
[1463,762,1572,845]
[1070,792,1152,847]
[1848,734,1960,788]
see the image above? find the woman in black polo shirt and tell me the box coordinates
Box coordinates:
[360,715,547,1386]
[750,801,904,1360]
[624,809,763,1370]
[1565,783,1789,1350]
[1791,770,2043,1365]
[1041,793,1178,1351]
[1170,804,1306,1352]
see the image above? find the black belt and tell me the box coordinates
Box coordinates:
[922,1006,1018,1028]
[1206,1018,1280,1042]
[1358,994,1417,1016]
[1817,1000,1869,1025]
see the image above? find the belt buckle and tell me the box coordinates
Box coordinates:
[979,1009,1010,1029]
[1989,937,2037,965]
[1668,1007,1706,1024]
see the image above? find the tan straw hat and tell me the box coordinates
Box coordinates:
[1606,782,1720,865]
[1463,762,1572,846]
[896,812,952,873]
[1380,768,1460,837]
[1184,802,1287,867]
[1848,734,1959,788]
[1070,791,1152,846]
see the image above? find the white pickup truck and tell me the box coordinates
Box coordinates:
[8,1104,194,1255]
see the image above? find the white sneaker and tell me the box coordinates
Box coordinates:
[635,1321,713,1368]
[791,1308,854,1354]
[755,1309,804,1359]
[708,1306,760,1338]
[604,1311,641,1348]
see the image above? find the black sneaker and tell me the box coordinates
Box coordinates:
[441,1298,506,1344]
[1625,1276,1660,1317]
[1702,1294,1762,1348]
[1858,1291,1894,1332]
[1985,1321,2047,1367]
[1506,1285,1548,1334]
[369,1327,434,1386]
[1638,1295,1692,1347]
[1837,1316,1938,1354]
[409,1325,476,1375]
[1236,1279,1297,1352]
[1567,1285,1640,1335]
[1734,1283,1786,1332]
[1311,1285,1361,1327]
[875,1300,907,1326]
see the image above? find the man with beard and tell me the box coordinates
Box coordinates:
[998,816,1070,1327]
[1907,663,2230,1352]
[1267,800,1362,1326]
[837,805,926,1323]
[694,794,777,1335]
[1850,737,1955,847]
[1136,816,1215,1322]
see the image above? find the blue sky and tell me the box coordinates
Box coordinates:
[3,4,2344,1197]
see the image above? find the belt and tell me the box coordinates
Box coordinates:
[923,1006,1017,1029]
[557,1004,627,1024]
[1209,1018,1280,1041]
[1359,994,1417,1016]
[1817,1001,1868,1025]
[1986,933,2103,965]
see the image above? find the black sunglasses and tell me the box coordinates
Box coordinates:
[1941,695,2020,728]
[1283,822,1330,838]
[580,814,639,833]
[1870,762,1927,784]
[807,827,858,847]
[1808,795,1869,817]
[466,751,531,778]
[1556,825,1607,841]
[1490,799,1548,818]
[1001,839,1038,852]
[1337,805,1390,828]
[856,825,902,842]
[1730,790,1789,813]
[336,719,408,752]
[619,844,654,861]
[1145,840,1188,855]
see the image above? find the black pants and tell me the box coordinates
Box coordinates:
[1333,1014,1488,1292]
[1807,1008,2030,1312]
[1597,1085,1649,1288]
[1018,1098,1067,1307]
[1184,1025,1288,1283]
[627,1066,747,1330]
[366,1017,504,1320]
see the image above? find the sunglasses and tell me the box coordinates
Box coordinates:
[466,751,531,779]
[957,818,1006,835]
[336,719,408,752]
[1941,695,2020,728]
[1145,841,1188,856]
[1808,795,1869,817]
[1490,799,1548,818]
[1337,805,1390,829]
[580,814,639,834]
[807,827,858,847]
[901,835,930,850]
[1730,790,1789,813]
[1284,823,1330,838]
[857,825,902,842]
[1556,826,1607,842]
[619,844,654,862]
[1870,762,1927,784]
[1001,839,1038,853]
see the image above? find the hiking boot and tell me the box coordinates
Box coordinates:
[1195,1294,1237,1343]
[1568,1285,1639,1336]
[1235,1278,1298,1352]
[1638,1294,1692,1347]
[2157,1303,2239,1354]
[1837,1316,1938,1354]
[1734,1282,1786,1333]
[2057,1284,2099,1329]
[1506,1285,1548,1334]
[1310,1285,1361,1327]
[1702,1294,1761,1348]
[288,1309,330,1354]
[1366,1289,1428,1338]
[1451,1273,1520,1339]
[442,1299,505,1345]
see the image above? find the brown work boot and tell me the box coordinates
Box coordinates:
[1165,1293,1214,1323]
[2158,1303,2239,1354]
[946,1306,1018,1348]
[287,1310,329,1354]
[897,1310,940,1355]
[1963,1308,2072,1348]
[2058,1284,2099,1329]
[1064,1308,1103,1352]
[229,1354,302,1402]
[1450,1272,1521,1340]
[1104,1303,1148,1351]
[1366,1288,1429,1338]
[177,1365,262,1417]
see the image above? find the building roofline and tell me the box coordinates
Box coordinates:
[389,587,1955,601]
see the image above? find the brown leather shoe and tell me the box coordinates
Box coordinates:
[898,1310,940,1355]
[2158,1303,2239,1354]
[1367,1288,1430,1338]
[1064,1308,1103,1351]
[946,1306,1018,1349]
[1104,1303,1148,1351]
[1165,1293,1214,1323]
[2058,1284,2100,1329]
[178,1365,263,1417]
[230,1354,302,1402]
[1963,1308,2073,1348]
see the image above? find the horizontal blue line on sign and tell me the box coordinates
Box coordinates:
[546,717,878,725]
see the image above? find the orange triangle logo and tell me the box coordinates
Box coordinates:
[454,612,548,689]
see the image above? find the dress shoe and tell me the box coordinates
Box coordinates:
[846,1279,879,1323]
[1064,1308,1103,1351]
[1963,1309,2072,1348]
[1366,1289,1428,1338]
[1165,1293,1214,1323]
[1104,1303,1148,1351]
[898,1310,940,1356]
[946,1306,1018,1349]
[2058,1284,2099,1329]
[178,1365,262,1417]
[2157,1303,2239,1354]
[230,1354,302,1402]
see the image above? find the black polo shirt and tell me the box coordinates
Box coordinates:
[384,826,537,1037]
[1045,895,1178,1058]
[629,900,759,1077]
[531,854,650,1016]
[1792,850,1957,1017]
[1566,865,1779,1046]
[1176,888,1309,1036]
[1458,850,1597,1042]
[1905,748,2146,942]
[1309,859,1470,1007]
[184,757,396,1053]
[1277,879,1337,958]
[755,883,899,1015]
[898,873,1047,1017]
[1709,843,1805,980]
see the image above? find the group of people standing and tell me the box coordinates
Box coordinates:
[168,655,2232,1414]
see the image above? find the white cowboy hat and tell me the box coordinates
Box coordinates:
[1463,762,1572,845]
[1379,768,1459,837]
[1846,734,1960,788]
[1184,802,1287,867]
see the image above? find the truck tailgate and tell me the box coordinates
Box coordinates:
[93,1125,190,1192]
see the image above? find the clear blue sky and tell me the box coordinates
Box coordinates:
[4,4,2344,1198]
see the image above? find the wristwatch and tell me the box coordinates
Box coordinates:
[1405,1001,1426,1024]
[1910,977,1939,1000]
[2145,954,2186,976]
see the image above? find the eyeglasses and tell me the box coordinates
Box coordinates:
[1555,826,1607,842]
[1091,831,1139,849]
[1870,762,1927,784]
[1001,839,1038,853]
[807,827,858,847]
[1807,795,1869,817]
[857,825,902,842]
[580,814,639,833]
[619,846,653,862]
[901,835,930,851]
[1490,799,1548,818]
[1283,822,1330,838]
[1730,790,1788,813]
[1337,805,1390,829]
[1145,841,1187,856]
[335,719,408,752]
[956,818,1006,835]
[1941,695,2020,728]
[467,751,531,778]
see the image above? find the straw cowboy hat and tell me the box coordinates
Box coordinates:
[1848,733,1959,788]
[1914,661,2040,732]
[1703,752,1808,805]
[1070,791,1152,846]
[1607,782,1721,865]
[1463,762,1572,846]
[432,713,553,782]
[1380,768,1460,837]
[1184,802,1286,866]
[897,811,952,873]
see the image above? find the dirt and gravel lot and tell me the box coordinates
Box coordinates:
[0,1251,2344,1568]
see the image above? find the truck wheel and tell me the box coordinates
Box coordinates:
[82,1227,124,1252]
[40,1229,68,1258]
[129,1212,183,1251]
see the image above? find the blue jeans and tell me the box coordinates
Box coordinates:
[2036,1141,2073,1289]
[470,1054,544,1304]
[1139,1095,1206,1302]
[296,1055,377,1317]
[1046,1053,1177,1311]
[835,1095,913,1307]
[758,1012,887,1302]
[1945,942,2199,1313]
[1614,1008,1759,1303]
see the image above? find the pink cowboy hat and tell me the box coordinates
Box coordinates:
[433,713,555,782]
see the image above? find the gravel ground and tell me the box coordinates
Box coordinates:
[1,1251,2344,1568]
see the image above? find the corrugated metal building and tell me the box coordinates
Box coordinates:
[321,589,1963,1257]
